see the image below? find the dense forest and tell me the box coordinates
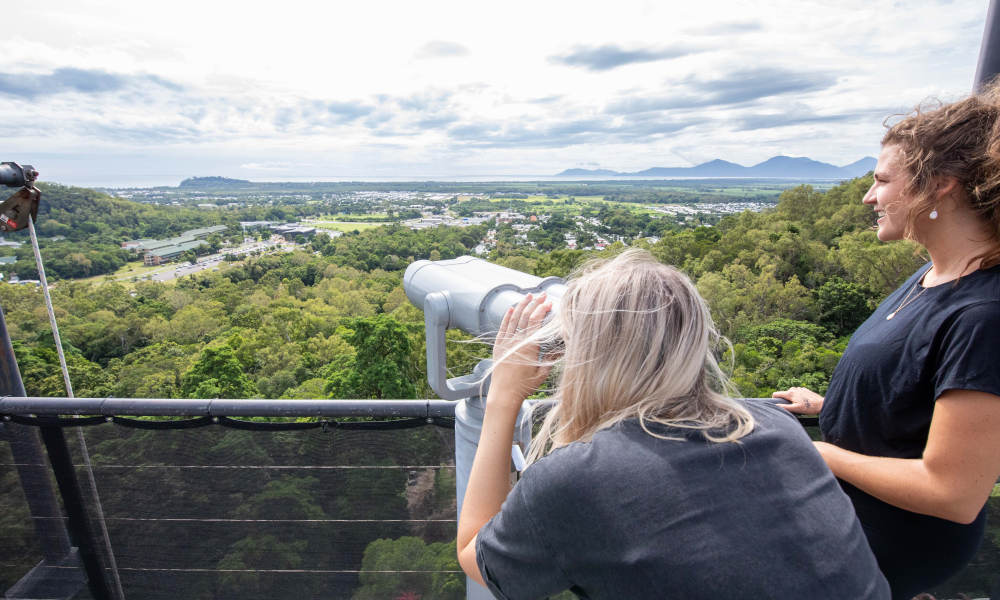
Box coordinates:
[2,176,913,402]
[1,175,997,598]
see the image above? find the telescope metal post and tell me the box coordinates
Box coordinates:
[454,360,532,600]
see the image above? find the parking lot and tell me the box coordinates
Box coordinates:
[126,240,291,282]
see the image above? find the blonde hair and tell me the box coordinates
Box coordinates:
[494,249,755,464]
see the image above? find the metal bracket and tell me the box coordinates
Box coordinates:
[423,291,492,400]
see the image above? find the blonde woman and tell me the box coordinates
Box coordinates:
[457,249,888,599]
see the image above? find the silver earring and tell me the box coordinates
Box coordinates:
[929,208,939,220]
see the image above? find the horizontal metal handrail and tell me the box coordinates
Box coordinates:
[0,396,817,421]
[0,396,458,418]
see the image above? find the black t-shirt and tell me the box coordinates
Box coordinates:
[822,262,1000,458]
[476,399,889,600]
[820,262,1000,598]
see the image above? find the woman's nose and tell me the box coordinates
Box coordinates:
[862,186,876,204]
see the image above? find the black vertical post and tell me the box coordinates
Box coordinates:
[37,423,113,600]
[975,4,1000,598]
[0,304,112,600]
[0,308,72,561]
[975,0,1000,91]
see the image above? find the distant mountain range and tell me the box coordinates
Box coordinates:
[557,156,877,179]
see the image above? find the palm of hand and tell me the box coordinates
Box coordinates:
[490,293,553,402]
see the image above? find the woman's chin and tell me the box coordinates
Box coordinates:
[875,226,900,242]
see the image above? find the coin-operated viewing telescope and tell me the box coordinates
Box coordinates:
[404,256,566,400]
[404,255,567,600]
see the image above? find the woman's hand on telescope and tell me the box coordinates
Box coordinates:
[489,293,553,410]
[772,386,825,415]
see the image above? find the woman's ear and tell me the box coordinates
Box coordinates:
[934,175,962,204]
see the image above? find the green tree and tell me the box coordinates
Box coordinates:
[533,249,586,278]
[107,341,191,398]
[728,318,845,397]
[817,277,874,337]
[697,262,817,338]
[354,537,464,600]
[325,315,418,399]
[836,230,925,299]
[181,345,257,398]
[14,342,113,397]
[215,535,311,599]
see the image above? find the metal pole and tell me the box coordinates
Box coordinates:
[975,0,1000,91]
[0,397,458,417]
[37,422,113,600]
[0,308,72,560]
[0,304,87,599]
[454,360,531,600]
[974,4,1000,596]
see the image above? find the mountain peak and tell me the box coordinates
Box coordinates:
[555,155,876,179]
[839,157,877,173]
[696,158,742,167]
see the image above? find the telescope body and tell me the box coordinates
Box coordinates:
[404,256,566,338]
[0,162,38,188]
[403,256,566,400]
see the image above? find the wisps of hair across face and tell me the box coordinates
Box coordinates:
[513,249,753,463]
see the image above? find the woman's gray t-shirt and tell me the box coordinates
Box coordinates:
[476,399,889,599]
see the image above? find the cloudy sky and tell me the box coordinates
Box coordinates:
[0,0,989,186]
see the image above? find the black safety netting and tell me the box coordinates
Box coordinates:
[1,416,464,600]
[4,417,998,600]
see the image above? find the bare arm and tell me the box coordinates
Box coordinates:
[815,389,1000,524]
[457,294,552,586]
[456,391,520,587]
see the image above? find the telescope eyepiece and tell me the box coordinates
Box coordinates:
[404,256,567,399]
[0,162,39,188]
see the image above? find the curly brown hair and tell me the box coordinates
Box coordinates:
[883,78,1000,268]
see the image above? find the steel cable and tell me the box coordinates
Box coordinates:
[28,215,126,600]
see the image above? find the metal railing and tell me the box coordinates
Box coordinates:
[1,396,469,600]
[3,396,998,600]
[0,397,457,419]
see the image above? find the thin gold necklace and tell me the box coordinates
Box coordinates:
[886,281,928,320]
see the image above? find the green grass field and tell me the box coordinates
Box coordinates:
[475,195,682,217]
[311,221,384,232]
[312,213,391,220]
[484,194,606,204]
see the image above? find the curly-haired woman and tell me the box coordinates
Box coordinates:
[775,84,1000,599]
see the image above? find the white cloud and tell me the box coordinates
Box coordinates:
[414,41,470,59]
[0,0,989,185]
[239,162,296,171]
